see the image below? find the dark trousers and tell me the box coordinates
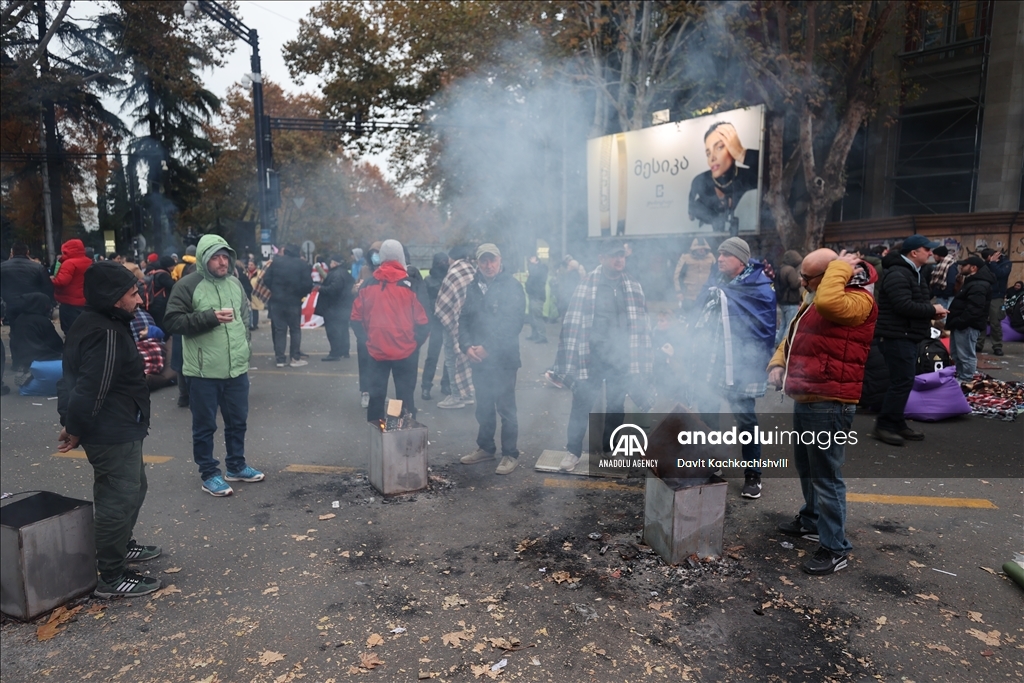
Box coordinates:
[527,298,547,340]
[83,440,146,582]
[324,308,351,357]
[189,374,249,480]
[566,361,628,457]
[365,354,418,422]
[793,401,854,554]
[58,303,84,335]
[270,302,303,363]
[699,394,762,477]
[357,338,370,392]
[877,338,917,432]
[421,319,449,391]
[472,365,519,457]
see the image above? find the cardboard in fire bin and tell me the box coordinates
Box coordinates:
[367,414,429,496]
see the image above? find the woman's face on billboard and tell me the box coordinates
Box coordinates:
[705,133,733,178]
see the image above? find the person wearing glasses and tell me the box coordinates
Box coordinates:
[872,235,947,446]
[768,248,878,575]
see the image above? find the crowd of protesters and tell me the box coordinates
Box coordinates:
[1,229,1020,596]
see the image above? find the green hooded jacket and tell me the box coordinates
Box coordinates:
[164,235,251,379]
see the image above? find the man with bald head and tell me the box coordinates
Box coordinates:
[767,248,878,575]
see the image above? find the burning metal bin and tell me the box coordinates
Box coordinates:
[368,419,429,496]
[1,492,97,620]
[643,476,727,564]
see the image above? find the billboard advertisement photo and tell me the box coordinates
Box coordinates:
[587,105,765,238]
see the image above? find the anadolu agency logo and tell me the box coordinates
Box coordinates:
[601,424,658,469]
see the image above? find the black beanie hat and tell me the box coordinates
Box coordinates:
[84,261,139,312]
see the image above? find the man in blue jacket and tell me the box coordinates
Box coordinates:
[692,237,776,500]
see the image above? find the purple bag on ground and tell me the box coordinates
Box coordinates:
[904,366,971,422]
[1002,317,1024,342]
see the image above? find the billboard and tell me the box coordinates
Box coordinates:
[587,105,765,238]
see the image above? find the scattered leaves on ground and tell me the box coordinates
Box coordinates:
[966,629,1001,647]
[258,650,285,666]
[319,513,336,520]
[150,584,181,600]
[366,633,384,648]
[36,605,82,641]
[442,594,468,610]
[358,652,383,669]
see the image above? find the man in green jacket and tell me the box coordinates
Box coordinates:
[164,235,264,496]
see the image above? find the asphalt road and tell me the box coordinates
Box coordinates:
[1,319,1022,682]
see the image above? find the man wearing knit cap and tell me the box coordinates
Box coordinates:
[691,236,776,499]
[350,239,429,422]
[58,261,162,597]
[457,244,526,474]
[316,254,356,360]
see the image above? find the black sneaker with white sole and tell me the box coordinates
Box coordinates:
[740,474,762,499]
[93,570,162,598]
[802,547,848,575]
[777,516,820,543]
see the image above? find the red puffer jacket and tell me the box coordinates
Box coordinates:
[350,260,428,361]
[52,239,93,307]
[778,261,879,403]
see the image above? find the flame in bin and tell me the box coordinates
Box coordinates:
[378,419,387,432]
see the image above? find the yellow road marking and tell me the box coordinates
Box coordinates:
[54,451,173,464]
[542,477,642,491]
[282,464,359,474]
[847,493,997,509]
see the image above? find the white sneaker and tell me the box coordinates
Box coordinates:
[462,395,475,405]
[437,395,465,409]
[495,456,518,475]
[360,392,370,409]
[289,359,308,367]
[560,453,581,472]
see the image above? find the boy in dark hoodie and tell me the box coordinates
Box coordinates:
[58,261,162,598]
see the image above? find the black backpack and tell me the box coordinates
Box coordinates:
[916,338,953,375]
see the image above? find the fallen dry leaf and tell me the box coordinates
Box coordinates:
[979,566,997,576]
[926,643,956,654]
[263,586,279,595]
[967,611,983,623]
[366,633,384,648]
[965,628,1000,647]
[470,663,501,679]
[36,605,83,641]
[486,637,520,651]
[875,616,887,629]
[515,538,538,553]
[359,652,383,669]
[908,560,926,568]
[319,513,336,520]
[340,551,350,558]
[85,603,107,615]
[290,535,311,541]
[442,627,474,648]
[442,595,468,610]
[779,576,795,587]
[550,571,580,585]
[914,593,939,601]
[473,642,487,653]
[163,567,182,574]
[258,650,285,666]
[150,584,181,600]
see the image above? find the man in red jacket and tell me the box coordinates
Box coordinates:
[51,238,94,333]
[767,248,878,576]
[350,240,428,422]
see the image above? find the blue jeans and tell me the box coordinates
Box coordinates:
[189,374,250,480]
[949,327,979,381]
[877,338,917,432]
[699,394,761,476]
[776,304,800,345]
[793,401,854,554]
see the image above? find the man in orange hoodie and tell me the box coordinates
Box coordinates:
[51,238,94,333]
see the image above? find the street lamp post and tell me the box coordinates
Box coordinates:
[183,1,276,253]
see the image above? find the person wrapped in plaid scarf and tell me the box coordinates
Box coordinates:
[434,245,477,409]
[551,240,653,471]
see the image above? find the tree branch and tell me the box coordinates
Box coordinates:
[10,0,71,82]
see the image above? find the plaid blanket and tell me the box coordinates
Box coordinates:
[435,259,477,397]
[553,266,652,384]
[130,310,165,375]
